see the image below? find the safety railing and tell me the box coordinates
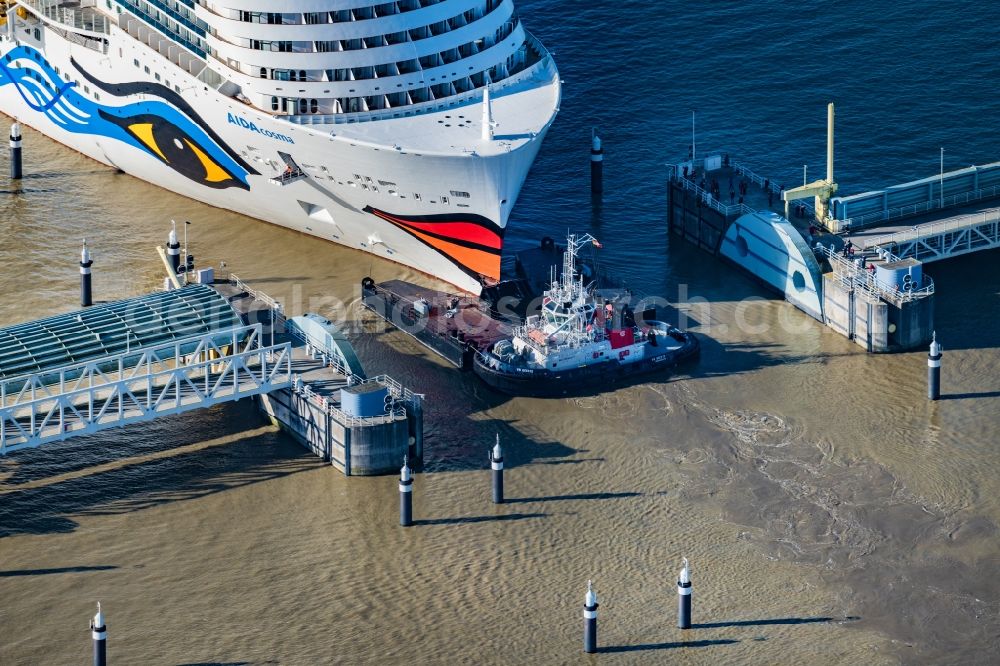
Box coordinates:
[1,324,291,454]
[836,184,1000,231]
[865,207,1000,250]
[673,174,755,218]
[817,245,934,303]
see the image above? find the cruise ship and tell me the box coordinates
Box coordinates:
[0,1,560,293]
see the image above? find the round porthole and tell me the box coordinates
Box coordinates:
[792,270,806,292]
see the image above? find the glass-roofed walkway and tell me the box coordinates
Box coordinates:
[0,285,242,381]
[0,284,292,454]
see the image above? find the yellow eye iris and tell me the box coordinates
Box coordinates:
[183,138,231,183]
[128,122,167,161]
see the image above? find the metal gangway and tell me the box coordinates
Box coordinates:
[861,207,1000,264]
[0,324,291,455]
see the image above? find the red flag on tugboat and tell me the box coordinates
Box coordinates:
[609,328,634,349]
[592,239,603,248]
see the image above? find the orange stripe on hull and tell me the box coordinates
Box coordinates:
[404,227,501,280]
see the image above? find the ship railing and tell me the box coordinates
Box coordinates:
[19,0,110,35]
[284,56,554,127]
[269,168,307,186]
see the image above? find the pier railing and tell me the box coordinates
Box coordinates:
[671,169,755,218]
[863,207,1000,262]
[229,274,283,315]
[0,324,292,454]
[835,184,1000,232]
[818,245,934,304]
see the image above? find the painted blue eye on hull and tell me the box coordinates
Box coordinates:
[0,45,252,189]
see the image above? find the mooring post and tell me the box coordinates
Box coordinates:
[90,602,106,666]
[677,557,692,629]
[80,240,93,307]
[928,332,942,400]
[167,220,181,274]
[583,580,598,653]
[399,455,413,527]
[490,434,504,504]
[590,128,603,194]
[9,119,22,180]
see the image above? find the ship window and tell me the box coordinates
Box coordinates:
[441,196,449,204]
[271,96,279,111]
[414,193,421,201]
[144,66,150,74]
[133,59,139,67]
[154,73,161,82]
[310,99,318,113]
[450,191,471,198]
[298,99,307,113]
[260,67,267,79]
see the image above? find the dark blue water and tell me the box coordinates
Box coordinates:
[510,0,1000,285]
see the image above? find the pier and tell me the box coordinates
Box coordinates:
[666,109,998,352]
[0,276,423,475]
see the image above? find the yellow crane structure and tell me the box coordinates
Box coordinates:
[781,103,839,227]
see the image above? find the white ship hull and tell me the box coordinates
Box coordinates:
[0,12,559,294]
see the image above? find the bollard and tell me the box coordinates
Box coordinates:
[9,120,22,180]
[928,332,942,400]
[90,602,106,666]
[677,557,692,629]
[583,580,598,653]
[80,240,93,307]
[167,221,181,274]
[590,128,603,194]
[399,455,413,527]
[490,434,504,504]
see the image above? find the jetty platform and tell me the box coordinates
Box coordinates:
[666,143,1000,352]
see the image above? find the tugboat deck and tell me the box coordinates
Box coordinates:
[361,279,512,368]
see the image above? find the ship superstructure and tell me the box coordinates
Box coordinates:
[473,234,700,396]
[0,0,560,293]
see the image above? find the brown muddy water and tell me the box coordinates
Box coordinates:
[0,119,998,665]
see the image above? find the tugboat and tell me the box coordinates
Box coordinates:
[473,234,699,397]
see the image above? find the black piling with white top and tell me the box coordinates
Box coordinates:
[90,602,106,666]
[590,129,603,194]
[490,434,504,504]
[9,120,22,180]
[677,558,692,629]
[80,240,93,307]
[167,221,181,274]
[583,580,598,653]
[928,332,942,400]
[399,455,413,527]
